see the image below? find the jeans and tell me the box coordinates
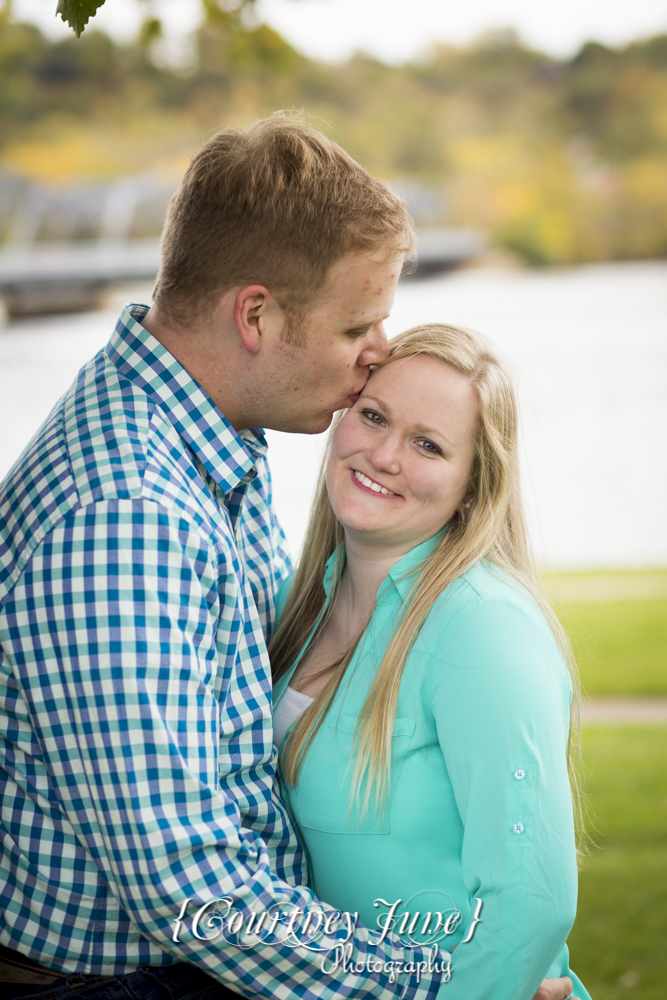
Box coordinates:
[1,963,244,1000]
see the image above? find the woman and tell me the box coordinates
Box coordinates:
[270,324,591,1000]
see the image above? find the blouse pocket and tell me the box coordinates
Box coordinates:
[293,713,416,835]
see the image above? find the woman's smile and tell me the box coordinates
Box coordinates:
[351,469,399,496]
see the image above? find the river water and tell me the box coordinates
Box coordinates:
[1,260,666,568]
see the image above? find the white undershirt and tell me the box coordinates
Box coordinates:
[274,685,314,748]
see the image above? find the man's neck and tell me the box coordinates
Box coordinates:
[141,305,249,431]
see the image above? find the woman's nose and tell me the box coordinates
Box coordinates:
[367,436,401,475]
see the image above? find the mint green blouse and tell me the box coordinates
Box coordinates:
[273,535,591,1000]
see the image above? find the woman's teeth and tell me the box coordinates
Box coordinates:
[354,470,395,495]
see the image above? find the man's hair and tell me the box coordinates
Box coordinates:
[153,112,415,330]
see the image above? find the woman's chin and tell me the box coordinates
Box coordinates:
[337,512,401,543]
[341,520,423,551]
[340,517,393,537]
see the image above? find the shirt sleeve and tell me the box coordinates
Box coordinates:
[426,592,579,1000]
[262,460,293,642]
[9,498,444,1000]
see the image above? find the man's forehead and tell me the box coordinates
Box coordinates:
[321,251,402,292]
[311,268,400,322]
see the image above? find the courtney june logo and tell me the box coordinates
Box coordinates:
[322,944,452,984]
[373,893,483,947]
[172,898,356,949]
[171,893,482,952]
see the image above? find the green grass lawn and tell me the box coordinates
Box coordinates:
[567,726,667,1000]
[540,571,667,697]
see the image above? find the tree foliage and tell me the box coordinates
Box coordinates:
[56,0,107,38]
[55,0,260,37]
[3,15,667,263]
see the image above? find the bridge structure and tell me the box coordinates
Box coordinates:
[0,172,485,317]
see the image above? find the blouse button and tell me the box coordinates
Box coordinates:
[513,822,525,835]
[514,769,526,780]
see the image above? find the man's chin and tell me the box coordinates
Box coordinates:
[297,413,335,435]
[264,412,334,435]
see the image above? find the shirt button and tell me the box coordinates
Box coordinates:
[514,769,526,780]
[513,822,525,835]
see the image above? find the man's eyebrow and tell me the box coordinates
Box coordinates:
[347,313,389,329]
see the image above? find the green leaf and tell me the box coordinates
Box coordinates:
[56,0,107,38]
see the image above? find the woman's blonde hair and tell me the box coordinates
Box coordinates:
[270,323,585,854]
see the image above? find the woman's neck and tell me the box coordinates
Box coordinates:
[289,533,425,697]
[341,531,418,626]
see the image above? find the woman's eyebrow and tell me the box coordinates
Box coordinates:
[412,422,456,450]
[361,394,390,411]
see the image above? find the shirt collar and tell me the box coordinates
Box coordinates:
[381,529,446,604]
[323,544,346,596]
[321,527,449,604]
[105,303,266,495]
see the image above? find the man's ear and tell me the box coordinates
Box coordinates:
[233,285,280,354]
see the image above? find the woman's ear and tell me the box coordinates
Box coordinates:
[457,497,474,521]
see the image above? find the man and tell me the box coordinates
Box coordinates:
[0,113,576,1000]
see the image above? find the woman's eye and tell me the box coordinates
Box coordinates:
[362,409,384,425]
[418,439,441,455]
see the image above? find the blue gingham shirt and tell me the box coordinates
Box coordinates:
[0,305,444,1000]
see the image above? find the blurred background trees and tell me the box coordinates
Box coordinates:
[1,4,667,264]
[1,11,666,999]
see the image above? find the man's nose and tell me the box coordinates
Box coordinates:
[357,323,390,367]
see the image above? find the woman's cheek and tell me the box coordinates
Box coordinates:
[414,465,458,510]
[333,414,365,456]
